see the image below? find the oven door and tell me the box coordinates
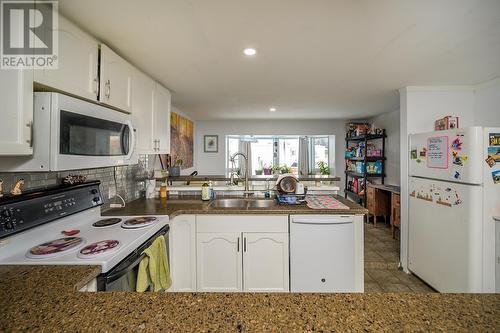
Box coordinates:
[97,225,170,292]
[50,93,137,171]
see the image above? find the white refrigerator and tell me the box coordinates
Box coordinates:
[408,127,500,293]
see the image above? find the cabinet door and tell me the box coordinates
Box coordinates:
[34,16,98,101]
[153,83,171,154]
[131,69,155,154]
[171,215,197,292]
[99,44,132,112]
[0,69,33,155]
[196,232,242,292]
[243,233,289,292]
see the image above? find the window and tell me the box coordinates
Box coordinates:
[226,135,332,176]
[309,136,330,173]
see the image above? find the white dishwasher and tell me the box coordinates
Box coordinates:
[290,215,355,292]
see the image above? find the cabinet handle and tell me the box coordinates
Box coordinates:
[93,77,98,95]
[105,79,111,99]
[157,139,160,150]
[243,237,247,252]
[237,237,240,252]
[26,121,33,148]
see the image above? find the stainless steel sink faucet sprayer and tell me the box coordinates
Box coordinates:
[229,152,254,197]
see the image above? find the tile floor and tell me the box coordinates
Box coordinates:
[364,221,435,293]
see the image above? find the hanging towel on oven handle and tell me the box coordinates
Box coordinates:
[136,235,172,292]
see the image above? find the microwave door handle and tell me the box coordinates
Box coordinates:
[124,120,136,160]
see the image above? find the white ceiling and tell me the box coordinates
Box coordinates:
[59,0,500,120]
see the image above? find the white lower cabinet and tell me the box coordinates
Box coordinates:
[170,215,197,292]
[196,232,242,292]
[195,215,289,292]
[243,233,289,292]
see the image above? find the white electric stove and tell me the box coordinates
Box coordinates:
[0,181,169,291]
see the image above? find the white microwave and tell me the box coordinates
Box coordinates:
[0,92,137,172]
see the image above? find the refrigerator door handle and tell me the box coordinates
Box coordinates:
[493,216,500,222]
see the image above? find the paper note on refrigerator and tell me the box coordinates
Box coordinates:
[427,136,448,169]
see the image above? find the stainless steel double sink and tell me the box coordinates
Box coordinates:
[208,198,277,209]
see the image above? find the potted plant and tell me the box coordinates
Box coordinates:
[263,164,273,175]
[255,169,263,175]
[168,158,183,177]
[317,161,330,175]
[281,165,292,174]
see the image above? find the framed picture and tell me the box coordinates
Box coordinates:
[204,135,218,153]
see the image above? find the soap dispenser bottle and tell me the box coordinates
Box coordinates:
[201,182,210,201]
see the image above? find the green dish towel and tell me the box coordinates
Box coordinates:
[136,235,172,292]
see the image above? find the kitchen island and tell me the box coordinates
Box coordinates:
[0,265,499,332]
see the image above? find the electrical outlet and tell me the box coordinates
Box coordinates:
[108,186,116,199]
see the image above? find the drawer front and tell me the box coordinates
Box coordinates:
[196,215,288,233]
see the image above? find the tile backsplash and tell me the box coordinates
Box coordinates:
[0,163,146,207]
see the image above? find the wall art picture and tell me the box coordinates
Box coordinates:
[204,135,218,153]
[168,112,194,169]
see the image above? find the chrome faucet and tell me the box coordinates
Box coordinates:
[229,152,254,197]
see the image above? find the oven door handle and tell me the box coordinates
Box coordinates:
[104,252,147,284]
[103,225,169,285]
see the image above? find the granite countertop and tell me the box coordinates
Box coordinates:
[1,265,499,332]
[103,195,368,217]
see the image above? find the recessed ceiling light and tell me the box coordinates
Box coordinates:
[269,107,277,112]
[243,48,257,56]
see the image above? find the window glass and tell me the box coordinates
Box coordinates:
[250,138,273,175]
[226,137,240,174]
[278,138,299,175]
[225,135,331,176]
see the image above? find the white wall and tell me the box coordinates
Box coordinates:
[474,77,500,127]
[369,109,400,186]
[195,119,347,189]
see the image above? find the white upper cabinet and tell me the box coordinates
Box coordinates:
[131,75,171,154]
[131,69,155,153]
[153,83,171,154]
[0,70,34,156]
[34,15,99,101]
[99,44,133,113]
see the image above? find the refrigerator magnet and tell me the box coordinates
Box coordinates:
[492,170,500,184]
[451,137,463,150]
[488,133,500,146]
[410,149,417,159]
[485,156,495,168]
[487,146,500,162]
[454,171,461,180]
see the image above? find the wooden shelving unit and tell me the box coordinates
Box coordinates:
[344,129,386,207]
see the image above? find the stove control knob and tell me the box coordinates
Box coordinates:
[93,197,101,203]
[91,189,98,194]
[1,209,11,218]
[4,221,14,230]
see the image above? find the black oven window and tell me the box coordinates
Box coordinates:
[60,111,130,156]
